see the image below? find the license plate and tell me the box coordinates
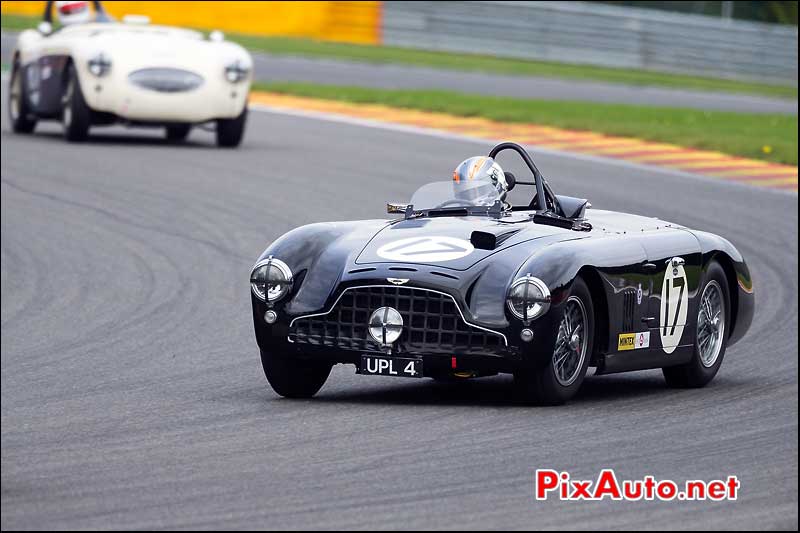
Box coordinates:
[360,355,422,378]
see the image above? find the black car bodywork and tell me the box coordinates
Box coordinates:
[251,143,754,397]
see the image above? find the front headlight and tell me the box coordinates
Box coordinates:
[507,275,551,321]
[250,257,292,302]
[87,53,111,77]
[225,61,249,83]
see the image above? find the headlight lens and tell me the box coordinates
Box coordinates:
[225,61,249,83]
[250,257,292,302]
[87,53,111,77]
[507,275,550,321]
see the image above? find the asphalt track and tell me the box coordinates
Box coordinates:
[1,31,797,115]
[1,91,798,529]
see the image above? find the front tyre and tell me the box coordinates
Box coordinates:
[62,63,91,142]
[663,261,730,388]
[8,61,37,133]
[260,347,332,399]
[216,107,247,147]
[514,277,594,405]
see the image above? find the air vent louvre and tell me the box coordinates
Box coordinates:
[622,290,635,332]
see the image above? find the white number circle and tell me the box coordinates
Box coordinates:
[376,236,474,263]
[659,260,689,354]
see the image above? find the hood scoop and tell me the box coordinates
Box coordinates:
[470,229,521,250]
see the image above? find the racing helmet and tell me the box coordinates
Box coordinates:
[56,1,92,26]
[452,156,509,206]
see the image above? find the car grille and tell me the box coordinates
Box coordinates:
[128,68,204,93]
[289,286,505,355]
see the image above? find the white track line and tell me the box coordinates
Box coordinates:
[249,102,796,197]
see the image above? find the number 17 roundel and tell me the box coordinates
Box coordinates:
[660,259,688,354]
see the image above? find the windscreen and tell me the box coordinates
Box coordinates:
[409,180,500,211]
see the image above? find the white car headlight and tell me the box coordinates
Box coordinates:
[507,275,550,321]
[225,61,249,83]
[87,53,111,77]
[250,257,292,302]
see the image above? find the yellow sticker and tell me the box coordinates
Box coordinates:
[618,333,635,351]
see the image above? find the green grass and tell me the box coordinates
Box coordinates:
[3,13,797,99]
[1,13,45,32]
[255,81,798,165]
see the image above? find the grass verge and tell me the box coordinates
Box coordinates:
[255,81,798,165]
[2,13,797,100]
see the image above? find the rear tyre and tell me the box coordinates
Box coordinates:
[62,63,91,142]
[8,61,37,134]
[514,277,594,405]
[663,261,730,388]
[165,124,192,142]
[260,347,332,399]
[216,107,247,147]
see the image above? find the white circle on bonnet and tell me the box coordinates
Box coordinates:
[376,236,475,262]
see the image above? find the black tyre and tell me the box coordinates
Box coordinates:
[663,261,730,388]
[514,277,594,405]
[165,124,192,142]
[216,107,247,147]
[260,347,332,399]
[8,61,37,134]
[62,63,91,142]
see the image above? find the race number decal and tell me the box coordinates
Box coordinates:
[659,259,688,354]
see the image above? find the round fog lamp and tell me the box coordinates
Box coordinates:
[264,310,278,324]
[368,307,404,345]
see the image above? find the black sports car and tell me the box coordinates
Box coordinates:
[250,142,753,404]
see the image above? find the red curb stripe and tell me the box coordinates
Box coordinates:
[690,165,780,174]
[603,149,685,159]
[634,156,729,165]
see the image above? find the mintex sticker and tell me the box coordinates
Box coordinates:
[618,332,650,351]
[618,333,635,351]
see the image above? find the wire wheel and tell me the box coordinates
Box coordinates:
[553,296,588,386]
[697,280,725,368]
[62,76,74,128]
[9,68,22,122]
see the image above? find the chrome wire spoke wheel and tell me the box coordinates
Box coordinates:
[553,296,588,386]
[9,69,22,121]
[62,77,74,127]
[697,280,725,368]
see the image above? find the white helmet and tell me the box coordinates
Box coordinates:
[452,156,509,206]
[56,1,92,26]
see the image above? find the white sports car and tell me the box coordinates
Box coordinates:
[8,1,253,146]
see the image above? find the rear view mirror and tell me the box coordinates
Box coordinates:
[37,21,52,35]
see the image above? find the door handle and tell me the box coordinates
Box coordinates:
[642,316,656,324]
